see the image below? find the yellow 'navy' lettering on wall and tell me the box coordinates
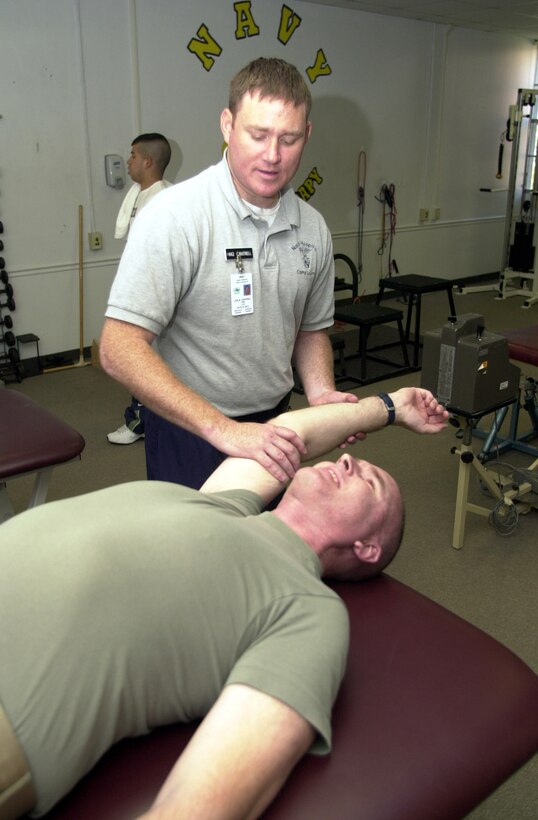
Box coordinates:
[187,4,331,85]
[278,5,302,44]
[187,3,331,198]
[187,24,223,71]
[234,2,261,39]
[306,49,331,83]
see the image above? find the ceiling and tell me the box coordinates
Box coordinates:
[300,0,538,42]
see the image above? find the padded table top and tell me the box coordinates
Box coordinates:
[42,575,538,820]
[0,388,85,480]
[502,325,538,367]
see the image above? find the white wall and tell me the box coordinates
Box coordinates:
[0,0,535,360]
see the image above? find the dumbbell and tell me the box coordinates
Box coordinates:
[0,347,19,364]
[1,330,16,347]
[0,258,4,269]
[0,270,15,310]
[0,314,13,329]
[0,240,3,251]
[0,295,15,312]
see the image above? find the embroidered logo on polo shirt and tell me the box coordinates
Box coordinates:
[292,241,315,276]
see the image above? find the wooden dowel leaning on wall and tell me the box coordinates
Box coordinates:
[43,204,90,373]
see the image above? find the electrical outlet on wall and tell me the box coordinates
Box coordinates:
[88,232,102,251]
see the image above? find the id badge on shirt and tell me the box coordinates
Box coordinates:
[231,271,253,316]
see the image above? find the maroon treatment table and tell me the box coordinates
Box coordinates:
[503,324,538,367]
[39,575,538,820]
[0,388,85,522]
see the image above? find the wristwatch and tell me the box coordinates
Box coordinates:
[377,392,395,426]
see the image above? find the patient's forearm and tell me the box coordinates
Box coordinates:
[271,394,389,461]
[272,386,447,459]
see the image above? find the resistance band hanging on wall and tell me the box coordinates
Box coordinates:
[356,150,366,287]
[376,183,397,278]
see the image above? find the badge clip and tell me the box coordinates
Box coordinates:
[226,247,253,273]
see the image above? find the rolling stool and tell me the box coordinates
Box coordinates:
[333,302,411,385]
[376,274,457,367]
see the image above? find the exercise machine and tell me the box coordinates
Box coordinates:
[458,88,538,304]
[497,89,538,306]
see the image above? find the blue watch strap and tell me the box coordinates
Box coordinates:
[377,392,396,425]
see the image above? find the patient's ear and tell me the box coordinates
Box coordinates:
[353,541,382,564]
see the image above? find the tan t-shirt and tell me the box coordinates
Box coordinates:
[0,481,348,816]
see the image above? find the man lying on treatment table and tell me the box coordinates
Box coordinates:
[0,387,448,820]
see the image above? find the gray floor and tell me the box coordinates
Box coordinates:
[2,280,538,818]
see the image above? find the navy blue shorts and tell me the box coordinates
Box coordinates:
[144,393,292,490]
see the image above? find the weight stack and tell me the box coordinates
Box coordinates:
[509,221,535,272]
[0,221,22,383]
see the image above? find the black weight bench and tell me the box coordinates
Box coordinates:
[293,333,348,394]
[333,302,411,385]
[376,274,457,367]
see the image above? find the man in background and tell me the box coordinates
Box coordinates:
[107,132,172,445]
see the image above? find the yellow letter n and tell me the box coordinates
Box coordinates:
[187,24,223,72]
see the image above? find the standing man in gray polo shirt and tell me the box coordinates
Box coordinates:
[100,57,356,489]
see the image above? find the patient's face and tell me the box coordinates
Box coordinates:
[289,454,400,547]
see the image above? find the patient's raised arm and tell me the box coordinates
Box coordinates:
[200,387,448,504]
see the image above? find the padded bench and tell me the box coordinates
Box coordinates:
[40,575,538,820]
[376,274,457,368]
[0,388,85,522]
[503,324,538,367]
[333,302,411,385]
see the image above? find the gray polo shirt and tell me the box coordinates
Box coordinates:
[106,155,335,415]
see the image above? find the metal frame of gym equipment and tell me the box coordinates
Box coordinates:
[450,409,538,549]
[498,89,538,307]
[458,88,538,305]
[473,373,538,461]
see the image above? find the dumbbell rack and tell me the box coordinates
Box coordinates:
[0,220,22,383]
